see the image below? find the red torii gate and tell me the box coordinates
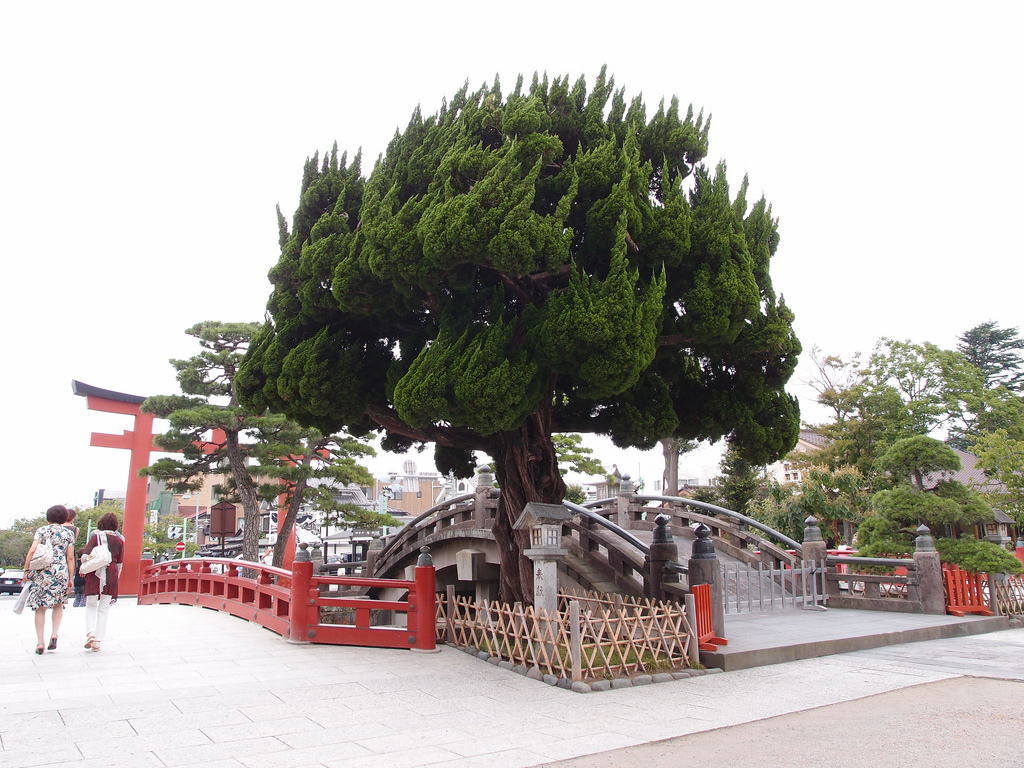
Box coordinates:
[72,380,153,596]
[73,380,298,595]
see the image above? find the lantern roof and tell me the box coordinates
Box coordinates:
[513,502,572,530]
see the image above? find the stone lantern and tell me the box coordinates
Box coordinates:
[513,502,570,618]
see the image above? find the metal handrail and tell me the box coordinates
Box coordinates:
[825,554,915,569]
[630,494,804,552]
[561,500,651,556]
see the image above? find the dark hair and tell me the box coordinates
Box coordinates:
[97,512,120,532]
[66,509,77,522]
[46,505,69,524]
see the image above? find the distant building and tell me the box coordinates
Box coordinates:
[767,429,831,485]
[373,459,475,517]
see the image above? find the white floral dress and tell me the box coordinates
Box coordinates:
[26,524,75,610]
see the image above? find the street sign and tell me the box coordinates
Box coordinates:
[175,541,186,552]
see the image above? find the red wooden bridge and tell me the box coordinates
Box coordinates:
[138,546,437,651]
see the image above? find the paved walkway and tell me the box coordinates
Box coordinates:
[2,594,1023,768]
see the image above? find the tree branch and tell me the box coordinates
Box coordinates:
[365,404,486,452]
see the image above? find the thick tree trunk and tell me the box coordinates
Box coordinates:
[662,437,679,496]
[272,477,306,568]
[224,431,262,563]
[491,403,566,604]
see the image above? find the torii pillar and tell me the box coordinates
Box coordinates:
[72,380,154,597]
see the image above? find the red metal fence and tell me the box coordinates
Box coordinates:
[692,583,728,651]
[943,568,994,617]
[138,552,436,650]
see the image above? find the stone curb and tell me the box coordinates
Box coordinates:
[449,643,717,693]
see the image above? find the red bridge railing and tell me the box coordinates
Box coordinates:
[138,546,436,651]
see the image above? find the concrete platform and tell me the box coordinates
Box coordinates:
[2,592,1022,768]
[703,607,1010,671]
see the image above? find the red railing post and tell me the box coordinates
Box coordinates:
[412,547,437,651]
[289,544,314,644]
[139,549,154,599]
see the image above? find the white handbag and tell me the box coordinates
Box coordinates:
[80,531,112,574]
[12,584,29,614]
[28,541,54,570]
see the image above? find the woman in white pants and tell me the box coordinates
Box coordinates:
[82,512,124,652]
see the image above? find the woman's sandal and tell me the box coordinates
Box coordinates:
[47,636,57,651]
[35,645,44,655]
[90,641,100,653]
[84,634,94,649]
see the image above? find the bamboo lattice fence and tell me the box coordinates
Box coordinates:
[436,590,697,682]
[992,574,1024,616]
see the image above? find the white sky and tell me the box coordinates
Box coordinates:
[1,2,1021,527]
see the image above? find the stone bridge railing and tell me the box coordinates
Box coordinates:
[583,478,801,569]
[370,486,498,579]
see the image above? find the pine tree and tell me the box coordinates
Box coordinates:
[142,322,374,564]
[957,321,1024,391]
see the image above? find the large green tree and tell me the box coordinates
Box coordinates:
[237,70,801,601]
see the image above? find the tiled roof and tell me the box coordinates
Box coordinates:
[922,448,1001,492]
[797,429,832,449]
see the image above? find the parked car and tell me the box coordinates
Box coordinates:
[0,568,25,594]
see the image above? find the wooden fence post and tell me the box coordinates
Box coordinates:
[570,599,582,682]
[446,584,456,645]
[684,592,700,667]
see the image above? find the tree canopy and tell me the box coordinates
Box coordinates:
[237,69,801,601]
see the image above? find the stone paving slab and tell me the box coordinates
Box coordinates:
[1,593,1022,768]
[706,606,1010,670]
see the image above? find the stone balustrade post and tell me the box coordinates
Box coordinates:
[474,465,494,527]
[801,516,831,598]
[913,525,945,615]
[615,474,634,526]
[364,536,382,577]
[646,513,679,600]
[688,524,724,638]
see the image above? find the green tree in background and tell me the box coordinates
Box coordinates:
[972,429,1024,527]
[859,436,994,558]
[957,321,1024,392]
[144,515,200,560]
[142,322,269,563]
[0,530,33,566]
[716,442,762,514]
[552,433,607,478]
[237,70,801,601]
[248,423,378,567]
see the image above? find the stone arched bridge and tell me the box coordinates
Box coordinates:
[367,472,802,604]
